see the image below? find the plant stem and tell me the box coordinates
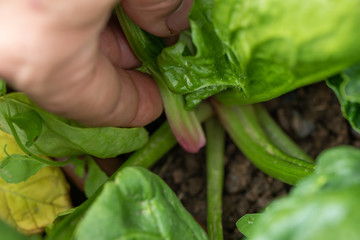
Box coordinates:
[149,68,206,153]
[120,103,213,171]
[254,104,313,163]
[213,101,315,185]
[205,117,225,240]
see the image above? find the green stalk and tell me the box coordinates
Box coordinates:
[120,103,213,171]
[254,104,313,163]
[205,117,225,240]
[115,5,206,153]
[213,101,315,185]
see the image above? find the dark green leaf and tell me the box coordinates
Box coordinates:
[327,63,360,133]
[11,110,42,147]
[0,93,148,157]
[0,79,6,96]
[0,154,47,183]
[84,157,108,198]
[75,167,208,240]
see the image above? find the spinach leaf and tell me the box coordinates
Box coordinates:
[0,93,148,158]
[159,0,360,107]
[47,167,208,240]
[68,167,208,240]
[235,214,261,238]
[240,146,360,240]
[327,63,360,133]
[0,153,47,183]
[11,110,43,147]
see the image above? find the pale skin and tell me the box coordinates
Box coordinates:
[0,0,193,127]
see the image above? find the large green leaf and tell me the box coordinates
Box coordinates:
[75,167,208,240]
[158,0,360,107]
[240,146,360,240]
[327,63,360,133]
[0,93,148,158]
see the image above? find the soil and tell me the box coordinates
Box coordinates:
[66,82,359,239]
[150,82,360,239]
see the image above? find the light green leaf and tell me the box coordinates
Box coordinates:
[159,0,360,107]
[0,154,47,183]
[84,157,108,198]
[75,167,208,240]
[236,214,261,238]
[0,93,148,158]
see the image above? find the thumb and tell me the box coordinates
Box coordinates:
[121,0,193,37]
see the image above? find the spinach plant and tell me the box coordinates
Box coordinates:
[0,0,360,239]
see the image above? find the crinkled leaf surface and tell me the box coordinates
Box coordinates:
[0,130,72,234]
[75,167,208,240]
[245,146,360,240]
[327,63,360,133]
[159,0,360,107]
[0,93,148,157]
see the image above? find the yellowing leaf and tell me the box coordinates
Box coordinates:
[0,130,72,234]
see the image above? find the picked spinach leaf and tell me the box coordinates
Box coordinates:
[327,63,360,133]
[0,93,148,158]
[115,5,206,153]
[75,167,208,240]
[158,0,360,107]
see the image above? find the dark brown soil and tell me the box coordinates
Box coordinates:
[151,82,359,239]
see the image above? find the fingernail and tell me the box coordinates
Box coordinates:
[167,0,193,35]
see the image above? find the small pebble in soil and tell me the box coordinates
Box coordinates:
[291,110,315,138]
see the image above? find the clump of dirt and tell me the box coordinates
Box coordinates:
[152,82,357,239]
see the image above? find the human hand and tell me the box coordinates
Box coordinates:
[0,0,192,127]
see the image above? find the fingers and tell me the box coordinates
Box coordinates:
[0,0,163,127]
[121,0,193,37]
[29,53,163,127]
[99,17,141,69]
